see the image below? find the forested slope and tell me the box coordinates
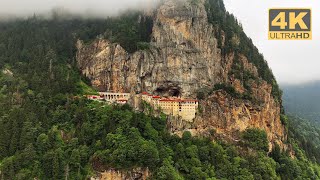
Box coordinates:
[282,82,320,165]
[283,82,320,124]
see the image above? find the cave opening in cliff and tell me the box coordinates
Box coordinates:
[155,87,167,97]
[155,86,182,97]
[170,89,181,97]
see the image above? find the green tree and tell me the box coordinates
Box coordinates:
[154,159,184,180]
[242,128,269,152]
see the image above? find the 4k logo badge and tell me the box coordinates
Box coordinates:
[269,9,312,40]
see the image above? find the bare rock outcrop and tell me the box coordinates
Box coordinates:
[77,0,222,97]
[76,0,287,150]
[91,168,149,180]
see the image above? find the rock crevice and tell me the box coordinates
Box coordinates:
[77,0,287,150]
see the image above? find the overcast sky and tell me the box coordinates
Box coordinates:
[0,0,318,84]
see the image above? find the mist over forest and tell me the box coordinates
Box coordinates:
[282,81,320,124]
[0,0,161,21]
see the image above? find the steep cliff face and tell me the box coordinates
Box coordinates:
[174,85,285,150]
[77,0,223,97]
[77,0,287,150]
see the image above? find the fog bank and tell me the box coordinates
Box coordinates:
[0,0,161,20]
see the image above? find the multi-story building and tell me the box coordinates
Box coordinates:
[87,92,199,121]
[178,99,199,121]
[141,92,198,122]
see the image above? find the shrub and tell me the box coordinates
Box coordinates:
[280,114,288,126]
[137,42,151,51]
[213,83,241,98]
[242,128,269,152]
[196,87,211,100]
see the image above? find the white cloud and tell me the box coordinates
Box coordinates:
[0,0,160,18]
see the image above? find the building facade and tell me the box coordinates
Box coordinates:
[142,92,198,122]
[87,92,130,104]
[87,92,199,121]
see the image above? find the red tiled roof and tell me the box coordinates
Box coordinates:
[142,92,149,95]
[152,96,161,98]
[159,99,181,102]
[181,99,199,102]
[159,99,198,102]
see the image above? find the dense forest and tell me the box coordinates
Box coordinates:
[0,0,320,179]
[287,115,320,164]
[282,82,320,165]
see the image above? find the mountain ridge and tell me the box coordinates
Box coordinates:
[77,0,287,150]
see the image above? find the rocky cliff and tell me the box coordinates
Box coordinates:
[76,0,287,150]
[91,168,149,180]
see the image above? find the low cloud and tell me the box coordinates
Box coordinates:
[0,0,161,20]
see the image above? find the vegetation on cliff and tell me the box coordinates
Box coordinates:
[205,0,282,103]
[1,93,319,179]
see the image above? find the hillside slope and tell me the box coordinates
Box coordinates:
[282,82,320,163]
[77,0,286,150]
[283,81,320,124]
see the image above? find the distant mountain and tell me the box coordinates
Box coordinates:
[282,81,320,124]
